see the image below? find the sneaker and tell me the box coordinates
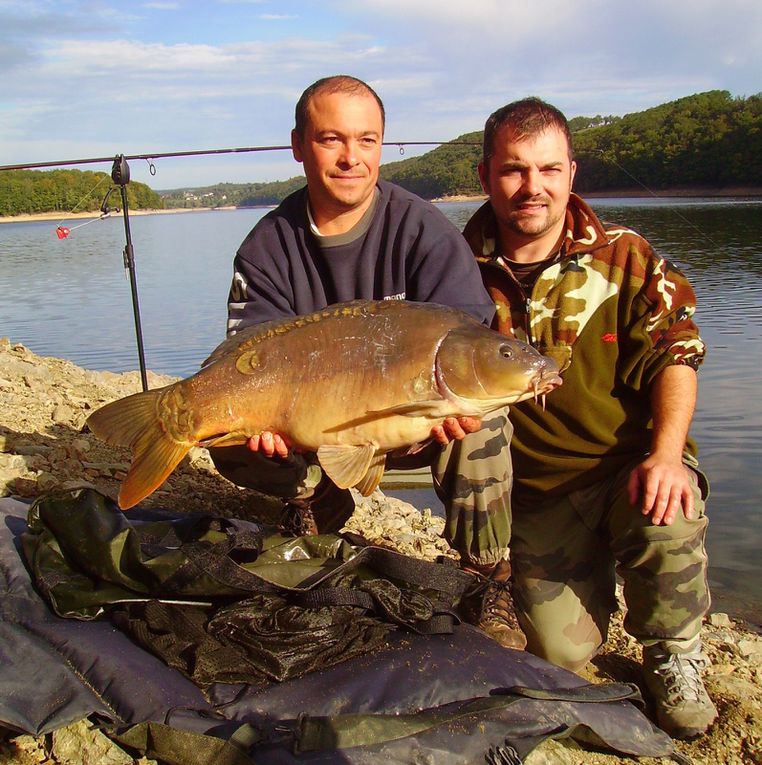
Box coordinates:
[461,560,527,650]
[642,644,718,739]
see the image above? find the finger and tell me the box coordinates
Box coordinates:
[627,469,641,508]
[431,425,449,445]
[260,431,275,457]
[457,416,481,434]
[667,479,694,525]
[640,477,666,515]
[682,489,695,520]
[247,434,260,452]
[648,497,666,525]
[660,492,682,526]
[641,481,660,519]
[443,417,466,440]
[273,434,289,459]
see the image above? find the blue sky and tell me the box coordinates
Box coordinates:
[1,0,760,190]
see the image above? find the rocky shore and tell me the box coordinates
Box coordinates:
[0,338,760,765]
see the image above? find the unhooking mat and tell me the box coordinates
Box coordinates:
[0,492,679,765]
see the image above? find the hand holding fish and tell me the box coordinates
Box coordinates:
[430,416,482,445]
[247,431,293,458]
[249,416,482,458]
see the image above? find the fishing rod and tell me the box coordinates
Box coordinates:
[0,141,480,173]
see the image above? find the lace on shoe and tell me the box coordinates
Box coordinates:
[650,651,709,704]
[644,645,717,738]
[481,576,521,632]
[463,566,526,650]
[278,501,318,536]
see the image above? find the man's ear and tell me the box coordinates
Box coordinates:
[569,159,577,191]
[291,129,303,163]
[477,161,490,195]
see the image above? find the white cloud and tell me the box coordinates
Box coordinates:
[1,0,759,187]
[333,0,762,102]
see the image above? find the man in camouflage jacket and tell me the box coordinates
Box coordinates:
[460,97,716,739]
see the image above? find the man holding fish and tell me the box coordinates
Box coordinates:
[210,75,534,648]
[461,97,716,739]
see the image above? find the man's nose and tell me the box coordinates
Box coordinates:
[522,168,542,195]
[338,140,360,167]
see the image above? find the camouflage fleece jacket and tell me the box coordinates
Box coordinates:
[462,193,706,497]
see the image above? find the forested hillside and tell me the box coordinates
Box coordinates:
[3,91,760,215]
[571,90,762,191]
[376,90,762,197]
[377,138,482,199]
[0,169,163,217]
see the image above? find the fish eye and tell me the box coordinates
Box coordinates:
[500,346,513,359]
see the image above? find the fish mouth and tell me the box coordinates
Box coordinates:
[530,370,563,409]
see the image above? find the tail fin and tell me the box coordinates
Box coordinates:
[86,387,193,509]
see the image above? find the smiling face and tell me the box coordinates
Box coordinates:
[479,125,576,261]
[291,90,383,233]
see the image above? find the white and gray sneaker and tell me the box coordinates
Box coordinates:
[643,644,718,739]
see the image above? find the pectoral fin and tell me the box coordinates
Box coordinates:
[317,443,376,490]
[353,453,387,497]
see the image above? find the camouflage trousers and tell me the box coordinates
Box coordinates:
[510,456,711,672]
[208,409,515,566]
[431,410,514,567]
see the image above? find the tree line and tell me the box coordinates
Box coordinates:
[2,91,760,216]
[571,90,762,191]
[0,169,164,217]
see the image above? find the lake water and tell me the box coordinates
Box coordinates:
[1,198,761,624]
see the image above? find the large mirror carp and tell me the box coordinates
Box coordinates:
[87,300,561,509]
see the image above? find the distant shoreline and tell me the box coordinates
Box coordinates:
[433,187,762,203]
[3,187,761,224]
[0,205,273,225]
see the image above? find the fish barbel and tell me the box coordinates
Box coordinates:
[86,300,562,509]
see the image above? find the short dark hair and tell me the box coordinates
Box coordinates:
[294,75,386,139]
[482,97,573,165]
